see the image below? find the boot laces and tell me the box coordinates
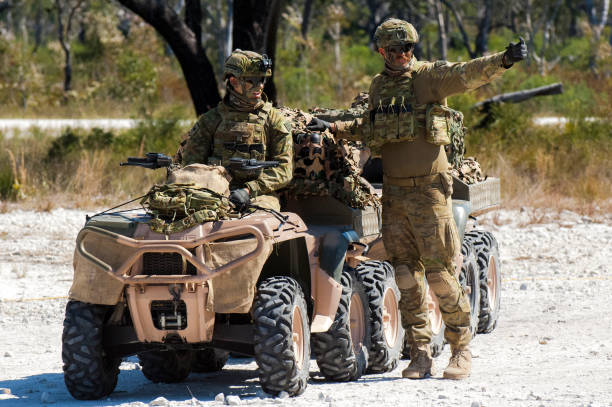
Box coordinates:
[449,349,468,366]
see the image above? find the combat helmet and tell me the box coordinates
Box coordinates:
[374,19,419,48]
[224,49,272,78]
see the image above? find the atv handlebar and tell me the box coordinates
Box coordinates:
[119,154,278,172]
[228,158,279,171]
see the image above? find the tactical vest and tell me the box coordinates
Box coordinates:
[367,71,459,150]
[207,102,272,185]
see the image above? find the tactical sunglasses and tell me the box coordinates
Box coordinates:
[386,43,415,54]
[242,77,267,87]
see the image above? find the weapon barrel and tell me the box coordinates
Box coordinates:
[473,82,563,109]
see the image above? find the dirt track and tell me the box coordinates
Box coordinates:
[1,208,611,407]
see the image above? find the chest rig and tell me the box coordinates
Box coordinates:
[368,71,455,149]
[208,102,271,184]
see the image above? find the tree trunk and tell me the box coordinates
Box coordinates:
[0,0,10,13]
[117,0,221,116]
[233,0,282,103]
[440,0,476,58]
[33,5,43,51]
[301,0,313,38]
[475,0,492,56]
[433,0,447,60]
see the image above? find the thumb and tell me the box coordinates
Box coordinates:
[519,36,526,46]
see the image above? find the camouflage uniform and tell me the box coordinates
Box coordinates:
[176,51,293,211]
[334,20,511,351]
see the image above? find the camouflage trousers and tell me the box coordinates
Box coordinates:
[382,172,471,348]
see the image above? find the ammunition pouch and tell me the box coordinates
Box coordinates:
[425,104,463,146]
[368,103,416,148]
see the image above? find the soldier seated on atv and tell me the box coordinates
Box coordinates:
[175,50,293,212]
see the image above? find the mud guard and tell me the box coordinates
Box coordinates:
[319,230,359,281]
[452,200,472,241]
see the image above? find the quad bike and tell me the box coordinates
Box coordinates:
[62,154,404,400]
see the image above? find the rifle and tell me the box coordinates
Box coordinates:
[120,154,279,172]
[228,158,279,171]
[120,152,173,169]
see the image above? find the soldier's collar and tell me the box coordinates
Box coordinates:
[227,85,264,112]
[384,56,416,76]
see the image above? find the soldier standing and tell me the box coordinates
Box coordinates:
[176,50,293,211]
[308,19,526,379]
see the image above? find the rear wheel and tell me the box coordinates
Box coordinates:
[62,301,121,400]
[459,239,481,337]
[191,348,229,373]
[253,276,310,396]
[138,349,193,383]
[355,260,404,373]
[313,269,371,381]
[467,230,502,333]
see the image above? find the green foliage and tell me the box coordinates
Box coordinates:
[46,129,83,161]
[73,34,105,63]
[83,128,114,150]
[0,162,15,200]
[107,50,159,113]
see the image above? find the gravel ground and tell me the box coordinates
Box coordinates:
[0,207,611,407]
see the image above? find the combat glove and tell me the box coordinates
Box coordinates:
[229,188,250,212]
[503,37,527,67]
[307,117,333,132]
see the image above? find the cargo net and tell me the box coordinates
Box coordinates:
[309,92,485,185]
[279,107,381,209]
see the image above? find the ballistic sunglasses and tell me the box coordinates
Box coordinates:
[386,43,415,54]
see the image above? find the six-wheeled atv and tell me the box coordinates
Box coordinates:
[62,156,404,400]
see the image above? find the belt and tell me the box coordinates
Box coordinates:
[384,173,442,187]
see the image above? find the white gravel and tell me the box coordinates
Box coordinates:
[0,207,611,407]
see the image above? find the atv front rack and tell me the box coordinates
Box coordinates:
[76,224,266,343]
[77,224,265,283]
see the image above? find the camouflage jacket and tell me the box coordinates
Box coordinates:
[176,101,293,197]
[335,51,509,177]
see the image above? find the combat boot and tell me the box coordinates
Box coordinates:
[401,344,432,379]
[443,346,472,380]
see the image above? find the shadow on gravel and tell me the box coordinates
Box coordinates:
[0,358,265,406]
[309,374,404,384]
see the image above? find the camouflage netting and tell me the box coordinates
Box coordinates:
[278,106,380,209]
[450,157,485,184]
[310,92,486,185]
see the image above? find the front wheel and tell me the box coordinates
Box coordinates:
[138,349,193,383]
[191,348,229,373]
[253,276,310,396]
[313,269,371,381]
[355,261,404,373]
[62,300,121,400]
